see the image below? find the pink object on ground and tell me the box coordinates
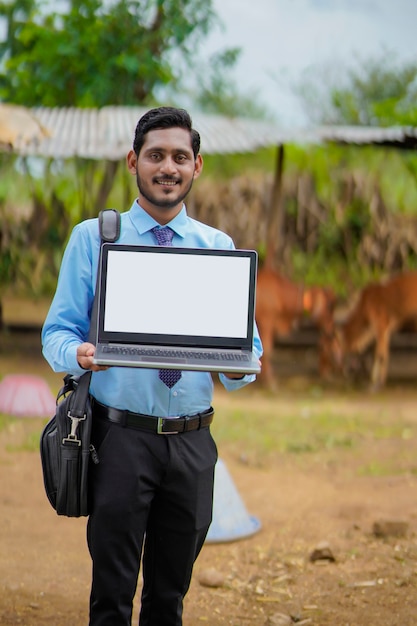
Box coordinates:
[0,374,55,417]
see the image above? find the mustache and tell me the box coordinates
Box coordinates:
[153,175,180,182]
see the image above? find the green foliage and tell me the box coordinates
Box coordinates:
[0,0,218,106]
[3,45,417,297]
[202,146,276,179]
[285,143,417,214]
[274,142,417,293]
[290,249,383,297]
[0,153,140,295]
[0,0,275,298]
[294,49,417,127]
[190,49,271,119]
[0,0,274,116]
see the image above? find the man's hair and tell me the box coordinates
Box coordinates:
[133,107,201,158]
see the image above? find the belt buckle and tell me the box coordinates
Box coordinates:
[157,416,180,435]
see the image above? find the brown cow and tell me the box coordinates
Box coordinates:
[255,267,337,387]
[334,271,417,390]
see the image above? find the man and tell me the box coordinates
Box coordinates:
[42,106,262,626]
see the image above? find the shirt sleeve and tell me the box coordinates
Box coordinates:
[41,224,97,375]
[211,234,263,391]
[218,321,263,391]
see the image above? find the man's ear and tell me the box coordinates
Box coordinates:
[126,150,137,175]
[193,154,203,180]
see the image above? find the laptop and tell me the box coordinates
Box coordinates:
[92,243,260,374]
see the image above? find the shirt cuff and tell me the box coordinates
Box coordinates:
[67,344,89,376]
[219,372,256,391]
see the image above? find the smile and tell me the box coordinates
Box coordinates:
[156,180,178,186]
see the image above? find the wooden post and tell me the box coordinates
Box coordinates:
[264,143,285,269]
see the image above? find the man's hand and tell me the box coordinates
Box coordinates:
[223,372,246,380]
[77,342,109,372]
[222,358,262,379]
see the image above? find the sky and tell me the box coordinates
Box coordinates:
[203,0,417,126]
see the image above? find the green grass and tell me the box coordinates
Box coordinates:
[6,429,43,453]
[1,384,416,477]
[212,401,410,455]
[0,414,11,433]
[0,413,47,453]
[210,387,417,471]
[212,408,360,455]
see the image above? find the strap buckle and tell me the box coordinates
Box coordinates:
[157,416,180,435]
[62,411,87,445]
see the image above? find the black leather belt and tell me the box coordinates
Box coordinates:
[92,398,214,435]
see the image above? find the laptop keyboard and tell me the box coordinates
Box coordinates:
[101,345,250,361]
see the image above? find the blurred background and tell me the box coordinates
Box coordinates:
[1,0,417,388]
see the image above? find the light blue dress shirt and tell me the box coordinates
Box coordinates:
[42,200,263,417]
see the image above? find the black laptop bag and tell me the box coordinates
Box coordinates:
[40,208,120,517]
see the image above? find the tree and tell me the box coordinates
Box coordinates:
[293,50,417,127]
[0,0,218,107]
[0,0,274,299]
[169,48,271,119]
[286,51,417,288]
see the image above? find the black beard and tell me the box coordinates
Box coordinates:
[136,173,194,210]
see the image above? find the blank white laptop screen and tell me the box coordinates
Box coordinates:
[103,250,250,338]
[93,244,260,373]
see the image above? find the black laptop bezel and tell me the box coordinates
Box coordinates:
[96,243,258,351]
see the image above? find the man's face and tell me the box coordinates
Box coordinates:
[127,127,202,219]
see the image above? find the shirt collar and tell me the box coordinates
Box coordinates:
[129,200,188,239]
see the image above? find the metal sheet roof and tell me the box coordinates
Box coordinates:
[14,106,296,160]
[9,106,417,159]
[316,125,417,149]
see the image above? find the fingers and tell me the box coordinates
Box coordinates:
[223,373,245,379]
[77,342,109,372]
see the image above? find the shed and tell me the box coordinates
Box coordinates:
[3,105,417,263]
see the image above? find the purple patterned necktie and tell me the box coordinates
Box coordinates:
[151,226,182,388]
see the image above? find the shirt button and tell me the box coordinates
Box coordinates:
[173,391,178,397]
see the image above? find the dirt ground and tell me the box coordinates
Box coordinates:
[2,329,417,625]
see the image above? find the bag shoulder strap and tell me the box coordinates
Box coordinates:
[57,211,122,417]
[88,209,121,344]
[99,208,121,242]
[65,370,92,418]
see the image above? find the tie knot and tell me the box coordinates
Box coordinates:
[151,226,175,247]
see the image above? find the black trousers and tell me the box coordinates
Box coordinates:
[87,415,217,626]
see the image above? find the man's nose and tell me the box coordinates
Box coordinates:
[160,157,178,174]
